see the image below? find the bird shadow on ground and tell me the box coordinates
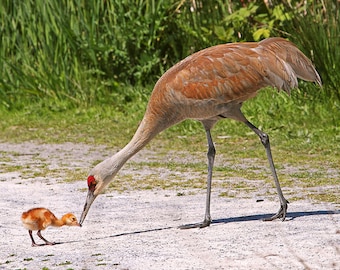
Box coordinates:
[52,226,176,245]
[69,210,338,244]
[26,241,76,246]
[81,226,175,242]
[211,209,339,225]
[108,226,174,238]
[50,241,80,245]
[47,228,173,245]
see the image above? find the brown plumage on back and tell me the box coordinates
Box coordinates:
[79,37,321,228]
[149,37,321,122]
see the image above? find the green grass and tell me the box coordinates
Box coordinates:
[283,0,340,99]
[2,0,339,108]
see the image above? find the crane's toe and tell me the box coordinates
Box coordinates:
[178,218,211,229]
[263,200,289,221]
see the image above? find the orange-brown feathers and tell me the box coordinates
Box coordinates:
[21,208,80,231]
[148,37,321,122]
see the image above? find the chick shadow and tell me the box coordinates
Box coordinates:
[45,241,78,246]
[31,243,57,247]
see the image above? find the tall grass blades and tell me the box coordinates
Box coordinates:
[282,0,340,99]
[0,0,339,109]
[0,0,186,108]
[1,0,99,107]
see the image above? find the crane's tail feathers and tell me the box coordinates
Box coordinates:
[260,38,322,93]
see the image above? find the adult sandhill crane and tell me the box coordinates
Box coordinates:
[21,208,80,246]
[79,37,321,228]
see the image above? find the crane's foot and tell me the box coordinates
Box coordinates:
[263,200,289,221]
[178,218,211,229]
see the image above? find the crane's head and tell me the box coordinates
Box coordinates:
[79,157,122,226]
[79,175,103,226]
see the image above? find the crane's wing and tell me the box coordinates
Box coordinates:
[147,37,322,125]
[157,37,321,104]
[259,37,322,87]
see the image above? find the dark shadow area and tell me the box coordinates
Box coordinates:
[69,209,338,243]
[108,226,174,238]
[28,241,75,246]
[91,226,175,241]
[53,240,79,245]
[30,243,54,247]
[54,226,175,244]
[211,210,339,225]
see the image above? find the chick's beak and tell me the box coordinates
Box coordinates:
[79,189,97,226]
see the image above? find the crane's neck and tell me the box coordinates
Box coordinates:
[92,113,167,191]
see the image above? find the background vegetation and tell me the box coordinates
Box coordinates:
[1,0,339,108]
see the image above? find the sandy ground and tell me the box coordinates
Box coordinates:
[0,142,339,270]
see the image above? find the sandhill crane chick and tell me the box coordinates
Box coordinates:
[21,207,80,247]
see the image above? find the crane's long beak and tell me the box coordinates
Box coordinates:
[79,189,97,226]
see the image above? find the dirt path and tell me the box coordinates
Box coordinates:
[0,142,339,269]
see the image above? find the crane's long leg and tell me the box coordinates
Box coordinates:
[245,121,289,221]
[179,128,215,229]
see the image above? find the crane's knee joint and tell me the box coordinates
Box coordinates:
[207,146,216,157]
[260,133,269,146]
